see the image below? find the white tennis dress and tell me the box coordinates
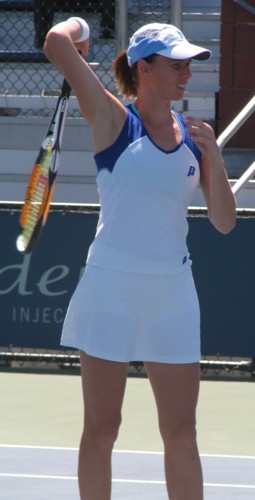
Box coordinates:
[61,105,201,363]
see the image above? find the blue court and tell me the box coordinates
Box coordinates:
[1,445,255,499]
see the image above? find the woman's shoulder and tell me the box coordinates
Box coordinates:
[94,104,146,172]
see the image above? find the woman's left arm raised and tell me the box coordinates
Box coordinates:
[186,117,236,234]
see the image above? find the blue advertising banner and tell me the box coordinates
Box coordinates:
[0,205,98,350]
[0,204,255,357]
[189,215,255,357]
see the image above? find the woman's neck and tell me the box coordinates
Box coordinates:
[134,97,175,128]
[132,100,182,152]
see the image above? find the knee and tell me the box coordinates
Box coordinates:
[83,409,122,448]
[160,419,198,452]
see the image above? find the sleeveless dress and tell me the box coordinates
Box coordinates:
[61,105,201,363]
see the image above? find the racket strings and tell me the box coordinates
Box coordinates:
[19,155,51,244]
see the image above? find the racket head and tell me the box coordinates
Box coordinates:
[16,166,56,253]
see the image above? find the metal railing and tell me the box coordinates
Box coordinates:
[216,1,255,194]
[217,95,255,195]
[234,0,255,15]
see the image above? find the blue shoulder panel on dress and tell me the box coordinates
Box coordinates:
[175,114,202,165]
[94,106,145,173]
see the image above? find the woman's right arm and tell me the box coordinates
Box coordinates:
[44,18,126,153]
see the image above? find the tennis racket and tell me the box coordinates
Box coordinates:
[16,78,71,254]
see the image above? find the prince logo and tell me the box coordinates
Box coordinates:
[187,165,196,177]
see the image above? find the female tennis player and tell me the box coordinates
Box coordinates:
[44,18,236,500]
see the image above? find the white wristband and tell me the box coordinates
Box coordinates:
[68,17,90,42]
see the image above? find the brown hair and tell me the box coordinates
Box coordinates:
[112,50,157,99]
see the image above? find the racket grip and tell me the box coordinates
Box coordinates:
[61,79,71,96]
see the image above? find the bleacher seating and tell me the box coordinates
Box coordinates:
[0,1,221,120]
[1,1,234,206]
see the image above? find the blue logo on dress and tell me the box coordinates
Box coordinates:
[187,165,196,176]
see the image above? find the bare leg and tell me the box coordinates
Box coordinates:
[78,351,129,500]
[145,362,203,500]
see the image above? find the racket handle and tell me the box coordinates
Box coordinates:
[61,79,71,97]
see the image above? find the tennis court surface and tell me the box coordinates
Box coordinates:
[0,372,255,499]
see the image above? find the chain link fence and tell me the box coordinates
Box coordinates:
[0,0,171,115]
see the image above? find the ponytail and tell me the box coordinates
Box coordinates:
[112,50,138,99]
[113,51,158,99]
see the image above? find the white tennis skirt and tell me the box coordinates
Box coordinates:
[61,265,201,364]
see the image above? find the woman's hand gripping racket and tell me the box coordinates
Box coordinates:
[16,78,71,254]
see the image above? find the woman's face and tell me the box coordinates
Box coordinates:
[139,55,192,101]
